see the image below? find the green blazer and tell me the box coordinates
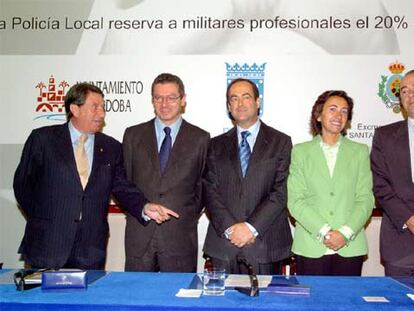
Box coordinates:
[287,136,374,258]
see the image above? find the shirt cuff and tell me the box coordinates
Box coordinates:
[142,204,151,222]
[318,224,331,242]
[245,222,259,237]
[224,227,233,239]
[338,225,354,242]
[224,223,259,239]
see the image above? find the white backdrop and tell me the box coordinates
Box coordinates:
[1,0,413,275]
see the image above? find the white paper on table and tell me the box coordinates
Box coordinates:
[176,289,202,298]
[362,296,389,303]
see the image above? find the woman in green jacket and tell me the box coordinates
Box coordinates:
[288,90,374,275]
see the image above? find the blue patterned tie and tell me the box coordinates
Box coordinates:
[239,131,251,177]
[159,127,172,173]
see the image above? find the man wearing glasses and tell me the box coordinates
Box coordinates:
[122,73,210,272]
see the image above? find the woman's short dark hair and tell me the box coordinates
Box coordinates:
[310,90,354,136]
[64,82,104,120]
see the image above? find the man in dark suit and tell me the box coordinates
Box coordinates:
[371,69,414,276]
[14,82,177,270]
[203,78,292,274]
[123,73,210,272]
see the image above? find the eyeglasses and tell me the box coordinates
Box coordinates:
[152,95,182,104]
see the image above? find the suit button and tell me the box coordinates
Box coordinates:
[330,192,334,196]
[329,211,334,216]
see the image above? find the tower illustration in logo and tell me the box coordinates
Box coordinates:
[35,75,69,120]
[226,63,266,116]
[377,61,405,113]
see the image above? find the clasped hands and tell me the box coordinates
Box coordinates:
[323,230,346,251]
[143,203,179,224]
[227,223,256,248]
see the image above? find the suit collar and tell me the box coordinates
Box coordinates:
[308,135,352,183]
[224,122,271,179]
[249,122,271,163]
[236,119,261,145]
[224,127,242,178]
[167,119,198,172]
[393,120,412,182]
[154,116,183,146]
[395,119,409,138]
[142,120,160,173]
[76,131,107,190]
[332,136,353,180]
[309,136,331,183]
[150,118,190,176]
[55,123,84,189]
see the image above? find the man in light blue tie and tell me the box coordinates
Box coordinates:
[239,130,251,177]
[203,78,293,274]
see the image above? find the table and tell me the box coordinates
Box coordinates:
[1,271,413,310]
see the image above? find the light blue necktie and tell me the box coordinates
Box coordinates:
[159,127,172,173]
[239,131,251,177]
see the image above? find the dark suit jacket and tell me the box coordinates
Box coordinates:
[371,120,414,263]
[122,119,210,263]
[203,122,293,263]
[13,123,148,269]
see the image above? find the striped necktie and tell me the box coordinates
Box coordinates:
[239,131,251,177]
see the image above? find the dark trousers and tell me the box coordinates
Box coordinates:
[296,254,364,276]
[125,229,197,273]
[208,255,283,275]
[30,222,105,270]
[384,262,414,277]
[383,252,414,277]
[63,222,105,270]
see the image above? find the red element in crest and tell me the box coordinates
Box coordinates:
[35,76,69,113]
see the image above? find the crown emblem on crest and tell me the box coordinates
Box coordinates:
[226,63,266,74]
[34,75,69,120]
[388,61,405,74]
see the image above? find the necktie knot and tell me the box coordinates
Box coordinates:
[79,133,88,144]
[164,126,171,136]
[241,131,250,142]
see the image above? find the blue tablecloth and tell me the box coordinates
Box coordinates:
[1,271,413,310]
